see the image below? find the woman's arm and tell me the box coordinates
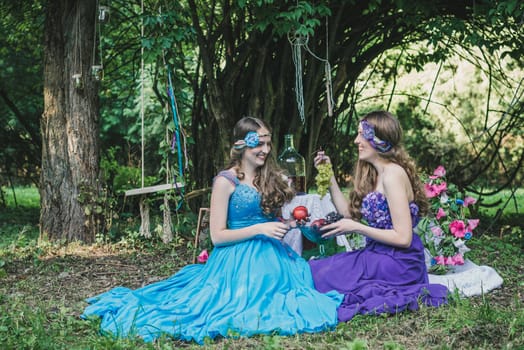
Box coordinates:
[209,175,290,245]
[314,152,350,217]
[381,165,415,247]
[320,165,414,248]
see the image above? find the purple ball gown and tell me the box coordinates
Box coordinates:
[309,191,448,321]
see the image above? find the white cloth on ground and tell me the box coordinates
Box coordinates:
[424,248,504,297]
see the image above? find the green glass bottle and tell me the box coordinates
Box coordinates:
[278,134,306,193]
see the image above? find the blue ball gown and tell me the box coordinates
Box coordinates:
[309,191,448,321]
[82,171,342,344]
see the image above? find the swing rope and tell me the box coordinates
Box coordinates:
[303,43,334,117]
[140,0,145,188]
[127,1,187,242]
[138,0,150,238]
[125,3,185,198]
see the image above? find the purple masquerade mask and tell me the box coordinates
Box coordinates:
[233,131,271,149]
[360,120,392,152]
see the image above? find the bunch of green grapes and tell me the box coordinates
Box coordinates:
[315,163,334,198]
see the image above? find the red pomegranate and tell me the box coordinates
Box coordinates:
[292,206,309,221]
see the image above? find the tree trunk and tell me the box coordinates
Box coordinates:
[41,0,100,243]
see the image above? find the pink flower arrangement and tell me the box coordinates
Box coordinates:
[417,166,480,274]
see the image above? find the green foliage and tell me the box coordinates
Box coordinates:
[1,0,523,247]
[94,1,195,193]
[0,185,39,209]
[2,0,523,204]
[101,147,157,194]
[0,188,49,266]
[246,1,331,37]
[341,339,368,350]
[354,43,523,193]
[0,0,43,185]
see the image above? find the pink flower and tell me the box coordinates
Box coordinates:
[197,249,209,263]
[436,208,446,220]
[436,182,447,194]
[467,219,480,231]
[424,184,439,198]
[453,253,465,265]
[429,165,446,179]
[464,196,477,207]
[449,220,466,238]
[430,225,444,236]
[424,181,448,198]
[434,256,446,265]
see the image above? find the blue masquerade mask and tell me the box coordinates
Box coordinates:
[360,120,392,152]
[233,131,271,149]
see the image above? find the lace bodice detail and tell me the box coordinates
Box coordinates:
[360,191,419,229]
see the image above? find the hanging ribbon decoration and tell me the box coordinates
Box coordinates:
[167,68,184,180]
[304,41,334,118]
[288,18,335,125]
[288,31,308,126]
[166,66,187,211]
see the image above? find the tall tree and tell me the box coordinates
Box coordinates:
[41,0,100,242]
[182,1,473,189]
[181,0,523,194]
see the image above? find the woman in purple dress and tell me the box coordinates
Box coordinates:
[309,111,448,321]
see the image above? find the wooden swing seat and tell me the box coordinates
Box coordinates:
[125,182,184,196]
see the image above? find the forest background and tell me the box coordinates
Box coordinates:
[0,0,523,348]
[1,0,523,243]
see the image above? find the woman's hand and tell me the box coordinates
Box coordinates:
[320,218,359,239]
[314,151,331,168]
[256,221,290,241]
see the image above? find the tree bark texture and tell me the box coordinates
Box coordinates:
[41,0,100,243]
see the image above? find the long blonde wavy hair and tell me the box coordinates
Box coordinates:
[224,116,295,216]
[348,111,429,219]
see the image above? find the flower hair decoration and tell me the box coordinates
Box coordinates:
[233,131,271,149]
[360,120,392,152]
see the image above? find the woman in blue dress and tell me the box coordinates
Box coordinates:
[82,116,342,344]
[309,111,448,322]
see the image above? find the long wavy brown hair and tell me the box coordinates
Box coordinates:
[224,116,295,216]
[348,111,429,219]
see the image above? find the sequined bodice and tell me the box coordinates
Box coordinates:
[228,184,273,229]
[216,171,272,229]
[360,191,419,229]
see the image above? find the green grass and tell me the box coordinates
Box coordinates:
[1,185,40,208]
[475,188,524,217]
[0,186,40,249]
[0,185,523,349]
[1,234,522,350]
[470,188,524,248]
